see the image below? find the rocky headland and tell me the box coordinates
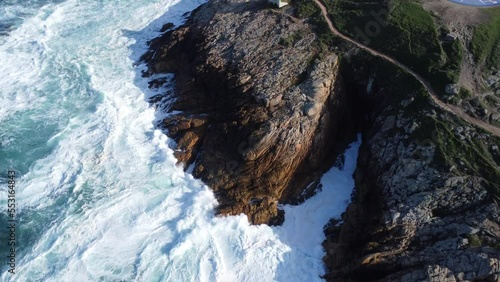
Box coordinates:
[142,0,358,225]
[141,0,500,280]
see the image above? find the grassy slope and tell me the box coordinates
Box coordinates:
[471,8,500,71]
[293,0,463,96]
[346,52,500,198]
[289,0,500,197]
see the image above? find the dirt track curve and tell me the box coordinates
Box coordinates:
[312,0,500,138]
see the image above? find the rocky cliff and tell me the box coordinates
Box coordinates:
[323,52,500,281]
[142,0,500,280]
[142,0,357,225]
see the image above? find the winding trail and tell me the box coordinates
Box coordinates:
[312,0,500,138]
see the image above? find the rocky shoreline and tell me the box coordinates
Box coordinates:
[142,0,358,225]
[323,52,500,281]
[141,0,500,280]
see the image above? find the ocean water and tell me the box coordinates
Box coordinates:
[0,0,360,281]
[448,0,499,7]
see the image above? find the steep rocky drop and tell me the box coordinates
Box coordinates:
[140,0,500,280]
[142,0,357,225]
[323,52,500,281]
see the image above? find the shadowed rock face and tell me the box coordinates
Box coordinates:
[142,0,356,225]
[323,54,500,281]
[141,0,500,279]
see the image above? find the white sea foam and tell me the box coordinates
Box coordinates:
[0,0,361,281]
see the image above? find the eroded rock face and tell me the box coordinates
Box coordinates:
[142,0,499,278]
[142,0,356,225]
[323,54,500,282]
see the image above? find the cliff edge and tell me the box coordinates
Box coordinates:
[142,0,357,225]
[141,0,500,280]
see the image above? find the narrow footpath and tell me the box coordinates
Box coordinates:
[313,0,500,138]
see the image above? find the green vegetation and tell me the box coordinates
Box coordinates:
[344,52,500,198]
[488,241,500,249]
[289,1,500,197]
[468,234,482,247]
[448,87,472,104]
[471,8,500,71]
[292,0,319,18]
[433,120,500,196]
[342,51,429,110]
[291,0,463,96]
[467,233,500,249]
[459,87,473,100]
[279,30,308,47]
[433,39,464,95]
[291,0,341,52]
[407,106,500,197]
[328,0,442,74]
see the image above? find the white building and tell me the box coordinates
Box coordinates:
[269,0,289,8]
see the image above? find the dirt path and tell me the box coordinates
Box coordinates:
[312,0,500,138]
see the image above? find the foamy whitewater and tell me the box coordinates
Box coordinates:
[0,0,360,281]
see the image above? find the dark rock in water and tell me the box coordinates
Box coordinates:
[160,22,174,33]
[142,0,356,225]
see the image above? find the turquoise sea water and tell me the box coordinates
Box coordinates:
[0,0,360,281]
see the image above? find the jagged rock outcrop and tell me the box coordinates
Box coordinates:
[323,53,500,281]
[141,0,500,279]
[142,0,356,225]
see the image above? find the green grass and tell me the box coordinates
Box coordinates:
[291,0,463,96]
[340,50,429,110]
[289,1,500,197]
[290,0,343,52]
[323,0,443,73]
[343,52,500,198]
[449,86,472,104]
[431,38,464,96]
[385,1,442,73]
[471,8,500,71]
[279,30,308,47]
[469,234,482,247]
[291,0,319,18]
[433,119,500,196]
